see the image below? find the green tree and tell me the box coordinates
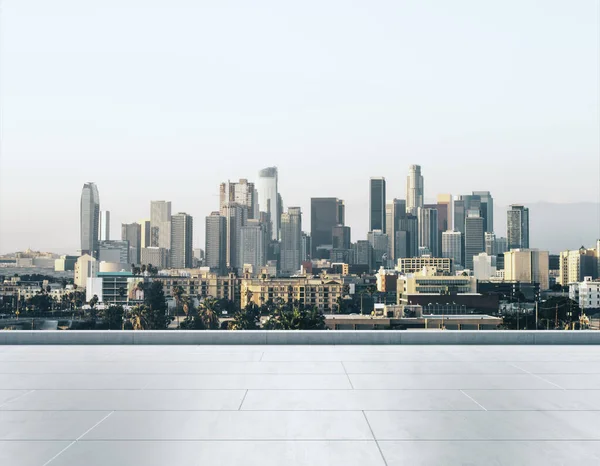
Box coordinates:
[88,294,99,323]
[145,280,167,313]
[102,305,124,330]
[199,297,220,329]
[538,297,581,329]
[129,303,171,330]
[263,301,327,330]
[172,285,185,328]
[229,302,261,330]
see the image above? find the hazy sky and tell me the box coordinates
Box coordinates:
[0,0,598,254]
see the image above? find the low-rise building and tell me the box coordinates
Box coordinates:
[397,267,477,304]
[241,275,343,312]
[570,277,600,311]
[397,256,452,275]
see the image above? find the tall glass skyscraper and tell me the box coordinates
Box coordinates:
[507,204,529,250]
[170,213,193,269]
[418,207,439,257]
[80,182,100,257]
[406,165,424,215]
[370,177,386,232]
[258,167,279,241]
[150,201,172,249]
[205,212,227,274]
[280,207,302,274]
[310,198,344,258]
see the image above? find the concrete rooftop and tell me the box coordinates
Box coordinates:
[0,344,599,465]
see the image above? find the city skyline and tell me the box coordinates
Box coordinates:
[1,169,599,256]
[1,1,598,255]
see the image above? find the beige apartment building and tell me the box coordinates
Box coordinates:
[558,247,599,285]
[240,276,344,311]
[504,249,549,290]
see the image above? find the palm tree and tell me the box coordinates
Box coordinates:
[172,285,185,328]
[200,297,220,329]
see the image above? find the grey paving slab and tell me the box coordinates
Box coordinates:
[145,374,352,389]
[0,374,153,390]
[0,411,111,440]
[349,373,561,390]
[1,389,246,411]
[51,440,386,466]
[462,389,600,411]
[365,411,600,440]
[241,389,483,411]
[0,360,345,374]
[343,361,521,374]
[83,411,374,440]
[1,344,598,466]
[0,441,72,466]
[379,441,600,466]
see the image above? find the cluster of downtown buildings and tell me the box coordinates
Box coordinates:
[59,165,600,318]
[79,165,534,278]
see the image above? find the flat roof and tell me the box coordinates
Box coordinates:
[0,343,597,465]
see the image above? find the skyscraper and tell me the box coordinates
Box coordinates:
[223,203,247,270]
[442,230,462,269]
[386,199,407,262]
[369,177,386,232]
[406,165,424,215]
[280,207,302,274]
[99,211,110,241]
[368,230,389,269]
[240,220,268,272]
[507,204,530,250]
[397,215,418,259]
[485,232,496,256]
[258,167,280,240]
[301,233,311,262]
[80,182,100,257]
[465,213,485,270]
[473,191,494,233]
[332,225,351,250]
[170,213,193,269]
[205,212,227,274]
[310,197,344,257]
[437,194,453,230]
[220,179,258,219]
[418,207,439,257]
[139,219,151,248]
[121,223,141,265]
[150,201,172,250]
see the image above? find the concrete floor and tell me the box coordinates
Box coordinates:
[0,344,599,465]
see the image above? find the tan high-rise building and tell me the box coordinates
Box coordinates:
[139,219,151,248]
[437,194,453,230]
[558,247,598,285]
[504,249,549,290]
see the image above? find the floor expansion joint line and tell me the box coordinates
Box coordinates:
[459,390,488,411]
[41,411,114,466]
[362,411,389,466]
[0,389,35,409]
[238,389,249,410]
[340,361,355,389]
[509,363,566,390]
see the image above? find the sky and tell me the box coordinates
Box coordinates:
[0,0,598,255]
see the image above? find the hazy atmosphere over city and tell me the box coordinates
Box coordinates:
[0,0,599,253]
